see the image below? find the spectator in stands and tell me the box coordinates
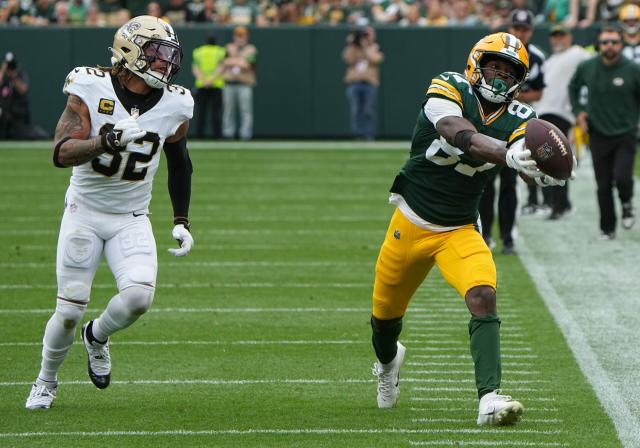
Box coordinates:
[567,0,597,28]
[491,0,510,29]
[536,25,589,220]
[67,0,88,25]
[543,0,572,26]
[569,25,640,239]
[0,0,28,25]
[147,1,169,22]
[85,2,103,25]
[346,0,373,25]
[476,0,503,30]
[0,52,48,139]
[23,0,56,25]
[193,0,219,22]
[342,26,384,140]
[298,0,321,25]
[221,26,258,140]
[399,2,427,26]
[448,0,478,26]
[165,0,193,24]
[424,0,448,26]
[186,0,206,19]
[228,0,257,25]
[192,35,226,138]
[97,0,127,26]
[54,1,70,25]
[321,0,347,25]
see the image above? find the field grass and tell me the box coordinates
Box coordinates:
[0,145,622,447]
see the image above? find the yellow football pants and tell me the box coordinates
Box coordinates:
[372,209,496,320]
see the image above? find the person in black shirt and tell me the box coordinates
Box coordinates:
[479,8,545,255]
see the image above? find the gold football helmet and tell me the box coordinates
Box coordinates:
[110,15,182,89]
[465,32,529,104]
[619,4,640,34]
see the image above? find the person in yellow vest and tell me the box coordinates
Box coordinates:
[221,26,257,140]
[192,35,226,139]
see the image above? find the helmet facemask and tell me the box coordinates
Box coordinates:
[476,54,526,103]
[622,20,640,35]
[137,39,182,88]
[110,16,183,89]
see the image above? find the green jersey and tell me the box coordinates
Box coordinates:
[390,71,535,227]
[569,55,640,137]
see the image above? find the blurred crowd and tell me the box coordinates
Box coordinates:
[0,0,621,28]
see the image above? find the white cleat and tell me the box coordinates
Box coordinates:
[477,389,524,425]
[372,342,406,409]
[25,382,57,410]
[81,321,111,389]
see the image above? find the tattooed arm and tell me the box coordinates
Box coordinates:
[52,94,106,167]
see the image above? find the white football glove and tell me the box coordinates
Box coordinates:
[168,224,193,257]
[535,175,566,187]
[103,113,146,152]
[505,139,542,178]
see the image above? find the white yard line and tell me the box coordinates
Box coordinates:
[0,282,371,289]
[0,140,410,150]
[0,428,563,439]
[0,339,369,347]
[409,441,569,447]
[516,155,640,448]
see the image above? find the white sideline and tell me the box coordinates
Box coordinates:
[516,154,640,448]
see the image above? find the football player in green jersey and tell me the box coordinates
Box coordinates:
[370,32,566,425]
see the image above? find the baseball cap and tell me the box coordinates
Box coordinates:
[509,9,534,28]
[549,24,570,35]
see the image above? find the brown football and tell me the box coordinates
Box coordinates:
[524,118,573,180]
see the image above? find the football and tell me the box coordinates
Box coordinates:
[524,118,573,180]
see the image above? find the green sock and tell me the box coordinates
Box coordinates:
[468,314,501,399]
[371,316,403,364]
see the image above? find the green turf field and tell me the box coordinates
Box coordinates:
[0,145,622,447]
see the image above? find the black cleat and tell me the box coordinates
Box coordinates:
[81,321,111,389]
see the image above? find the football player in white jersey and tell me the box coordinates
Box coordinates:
[26,16,195,409]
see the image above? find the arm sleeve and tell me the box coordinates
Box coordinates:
[424,97,463,125]
[163,137,192,219]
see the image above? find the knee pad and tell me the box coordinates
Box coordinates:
[60,280,91,303]
[54,299,86,329]
[119,284,155,316]
[119,265,156,316]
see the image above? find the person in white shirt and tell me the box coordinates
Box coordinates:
[534,24,590,220]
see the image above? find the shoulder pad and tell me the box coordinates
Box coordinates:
[63,67,108,96]
[426,72,471,110]
[165,83,194,121]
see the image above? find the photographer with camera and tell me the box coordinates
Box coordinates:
[0,52,48,139]
[342,26,384,141]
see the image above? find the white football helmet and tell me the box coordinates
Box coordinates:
[110,15,182,89]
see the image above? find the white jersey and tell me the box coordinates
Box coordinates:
[62,66,193,214]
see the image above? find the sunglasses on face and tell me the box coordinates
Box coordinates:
[599,39,622,45]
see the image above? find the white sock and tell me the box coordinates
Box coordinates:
[92,286,152,342]
[38,301,85,383]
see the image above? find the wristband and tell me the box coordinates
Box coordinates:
[453,129,476,153]
[174,217,190,231]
